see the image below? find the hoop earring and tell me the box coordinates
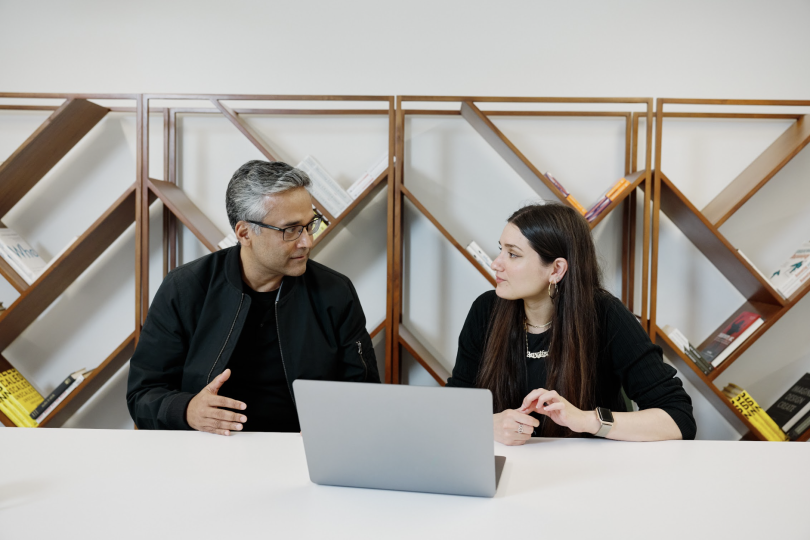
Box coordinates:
[548,281,557,300]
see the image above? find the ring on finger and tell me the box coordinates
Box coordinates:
[517,423,524,434]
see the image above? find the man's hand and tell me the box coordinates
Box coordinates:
[493,409,540,446]
[186,369,247,436]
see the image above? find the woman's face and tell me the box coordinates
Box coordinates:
[491,223,552,301]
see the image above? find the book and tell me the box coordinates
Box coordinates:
[699,312,763,368]
[466,241,496,278]
[584,177,631,222]
[32,368,93,424]
[787,409,810,440]
[769,240,810,298]
[0,227,47,285]
[312,219,328,240]
[0,387,34,427]
[544,172,587,215]
[0,370,39,428]
[736,249,785,299]
[723,384,787,441]
[765,373,810,434]
[296,156,353,217]
[661,325,713,375]
[347,153,388,199]
[0,368,44,418]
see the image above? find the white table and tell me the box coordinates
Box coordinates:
[1,429,806,539]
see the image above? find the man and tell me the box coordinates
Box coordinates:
[127,160,380,435]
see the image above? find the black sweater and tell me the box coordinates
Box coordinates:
[447,290,697,440]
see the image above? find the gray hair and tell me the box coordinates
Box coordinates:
[225,160,312,233]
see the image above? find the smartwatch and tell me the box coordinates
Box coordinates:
[595,407,614,438]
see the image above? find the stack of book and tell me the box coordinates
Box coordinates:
[0,367,43,427]
[0,227,47,285]
[700,311,763,368]
[347,153,388,199]
[723,383,787,441]
[465,241,496,278]
[28,368,93,425]
[544,172,586,215]
[765,373,810,441]
[584,177,631,223]
[769,240,810,298]
[662,325,713,375]
[297,155,388,219]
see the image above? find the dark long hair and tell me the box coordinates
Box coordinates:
[476,203,604,437]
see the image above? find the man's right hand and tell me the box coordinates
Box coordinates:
[186,369,247,436]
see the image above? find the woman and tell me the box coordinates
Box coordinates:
[447,203,696,444]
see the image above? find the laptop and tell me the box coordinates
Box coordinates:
[293,380,506,498]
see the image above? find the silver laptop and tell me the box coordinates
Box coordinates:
[293,380,506,498]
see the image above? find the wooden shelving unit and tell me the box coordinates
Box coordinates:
[392,96,654,386]
[642,99,810,442]
[0,93,141,428]
[137,94,395,372]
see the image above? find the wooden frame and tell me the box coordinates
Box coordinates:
[0,93,141,428]
[138,94,395,376]
[639,100,810,442]
[393,96,654,386]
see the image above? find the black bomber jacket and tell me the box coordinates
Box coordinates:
[126,246,380,430]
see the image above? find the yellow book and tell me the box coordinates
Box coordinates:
[0,367,44,416]
[312,220,328,240]
[730,392,786,441]
[605,178,631,201]
[0,386,33,427]
[737,391,788,441]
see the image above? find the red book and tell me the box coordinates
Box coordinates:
[700,311,763,366]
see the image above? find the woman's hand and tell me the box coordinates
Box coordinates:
[519,388,596,435]
[493,409,540,446]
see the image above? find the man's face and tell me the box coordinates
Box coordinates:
[243,187,315,277]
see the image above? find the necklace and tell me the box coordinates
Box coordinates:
[524,322,549,359]
[526,320,552,331]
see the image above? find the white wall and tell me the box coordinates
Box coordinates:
[1,0,809,439]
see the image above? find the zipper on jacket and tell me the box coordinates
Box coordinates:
[207,293,245,384]
[275,281,296,403]
[356,340,369,381]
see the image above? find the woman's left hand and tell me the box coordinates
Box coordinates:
[518,388,595,434]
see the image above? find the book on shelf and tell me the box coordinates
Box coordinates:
[769,240,810,299]
[699,311,763,368]
[296,156,353,217]
[736,249,786,299]
[312,218,328,240]
[544,172,586,215]
[661,325,713,375]
[787,410,810,440]
[0,367,43,427]
[30,368,93,424]
[723,383,787,441]
[465,241,496,278]
[765,373,810,439]
[0,227,47,285]
[347,153,388,199]
[584,177,631,223]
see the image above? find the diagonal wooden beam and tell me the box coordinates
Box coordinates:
[210,98,278,161]
[0,98,109,218]
[459,101,568,205]
[149,179,223,252]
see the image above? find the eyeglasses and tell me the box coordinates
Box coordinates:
[246,215,323,242]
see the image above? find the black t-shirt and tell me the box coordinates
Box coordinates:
[220,283,300,432]
[447,289,697,440]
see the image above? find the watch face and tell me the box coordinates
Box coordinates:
[598,407,614,423]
